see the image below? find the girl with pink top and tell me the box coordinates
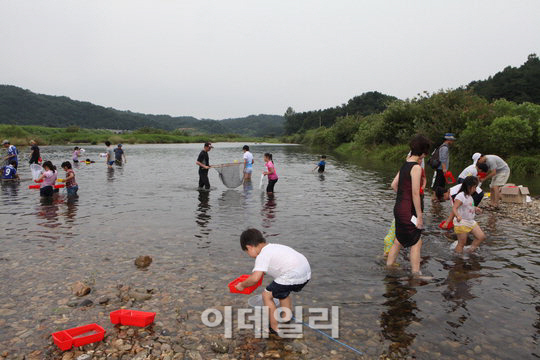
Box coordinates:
[263,153,278,195]
[36,161,58,197]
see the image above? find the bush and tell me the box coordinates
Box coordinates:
[488,116,532,156]
[507,155,540,175]
[354,114,385,146]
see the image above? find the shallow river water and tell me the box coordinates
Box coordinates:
[0,143,539,359]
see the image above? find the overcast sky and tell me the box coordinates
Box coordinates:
[1,1,539,119]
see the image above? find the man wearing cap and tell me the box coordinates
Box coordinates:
[196,142,213,189]
[476,154,510,209]
[431,133,456,200]
[114,144,127,165]
[2,140,18,169]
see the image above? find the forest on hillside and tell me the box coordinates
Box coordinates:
[0,85,285,137]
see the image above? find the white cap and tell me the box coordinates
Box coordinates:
[472,152,481,164]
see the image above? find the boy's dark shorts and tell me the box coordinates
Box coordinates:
[265,280,309,299]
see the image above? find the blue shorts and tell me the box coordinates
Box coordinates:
[67,185,79,196]
[107,161,115,166]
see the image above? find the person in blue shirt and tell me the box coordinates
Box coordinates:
[312,155,327,173]
[1,160,19,180]
[2,140,18,168]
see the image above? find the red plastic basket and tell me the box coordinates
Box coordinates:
[28,185,40,189]
[54,184,65,189]
[52,323,105,351]
[228,274,263,294]
[445,171,456,184]
[109,309,156,327]
[439,220,454,230]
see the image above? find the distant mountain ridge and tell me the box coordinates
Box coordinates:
[0,85,285,137]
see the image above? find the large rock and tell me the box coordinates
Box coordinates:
[134,256,152,268]
[71,281,91,297]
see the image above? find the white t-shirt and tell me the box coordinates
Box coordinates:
[455,192,475,221]
[243,151,253,168]
[449,184,482,204]
[458,164,478,180]
[253,244,311,285]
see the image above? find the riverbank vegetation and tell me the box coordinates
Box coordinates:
[282,55,540,175]
[0,124,279,146]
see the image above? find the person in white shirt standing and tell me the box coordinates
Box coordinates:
[236,228,311,336]
[242,145,254,181]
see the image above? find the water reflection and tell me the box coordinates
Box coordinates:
[1,182,20,201]
[107,167,115,181]
[65,197,78,222]
[261,195,277,229]
[441,258,482,317]
[380,275,419,357]
[195,190,211,246]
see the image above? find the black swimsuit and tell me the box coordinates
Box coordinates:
[394,161,422,248]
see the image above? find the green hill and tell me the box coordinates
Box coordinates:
[468,53,540,104]
[0,85,284,137]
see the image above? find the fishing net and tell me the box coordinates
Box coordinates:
[30,164,43,180]
[213,163,244,188]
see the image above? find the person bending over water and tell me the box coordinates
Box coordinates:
[263,153,278,195]
[387,135,431,275]
[236,228,311,336]
[452,176,486,253]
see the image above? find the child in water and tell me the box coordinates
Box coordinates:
[236,228,311,336]
[312,155,327,173]
[1,160,19,180]
[263,153,278,195]
[452,176,486,253]
[72,147,81,163]
[36,161,58,197]
[60,161,79,197]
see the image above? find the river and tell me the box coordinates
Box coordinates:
[0,143,538,359]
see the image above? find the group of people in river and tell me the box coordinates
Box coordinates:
[195,142,280,195]
[384,133,512,276]
[1,139,130,199]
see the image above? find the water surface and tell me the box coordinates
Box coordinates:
[0,143,538,359]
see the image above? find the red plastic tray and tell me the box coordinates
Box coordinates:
[28,185,40,189]
[439,220,454,230]
[109,309,156,327]
[228,274,263,294]
[54,184,65,189]
[35,179,43,183]
[52,323,105,351]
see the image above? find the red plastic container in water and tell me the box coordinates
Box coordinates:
[54,184,65,189]
[228,274,263,294]
[52,323,105,351]
[34,179,43,183]
[439,220,454,230]
[109,309,156,327]
[28,185,40,189]
[445,171,456,184]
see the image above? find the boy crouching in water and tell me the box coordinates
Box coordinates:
[236,228,311,335]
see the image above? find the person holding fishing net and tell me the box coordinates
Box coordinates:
[196,142,213,190]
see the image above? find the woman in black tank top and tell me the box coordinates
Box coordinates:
[386,135,431,275]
